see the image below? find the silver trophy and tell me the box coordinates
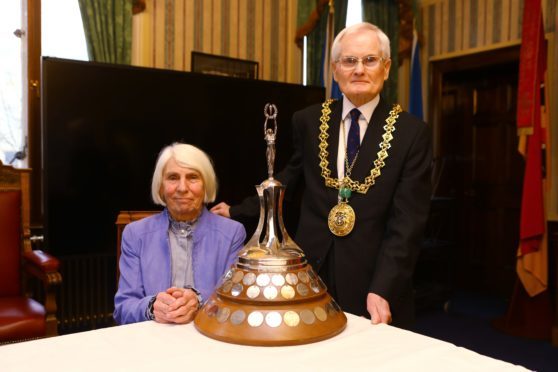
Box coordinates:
[195,104,346,346]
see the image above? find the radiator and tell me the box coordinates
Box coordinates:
[57,253,117,334]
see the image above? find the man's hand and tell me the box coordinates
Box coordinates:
[210,202,231,218]
[366,293,392,325]
[152,287,200,324]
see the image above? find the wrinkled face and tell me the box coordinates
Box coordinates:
[332,30,391,107]
[160,157,205,221]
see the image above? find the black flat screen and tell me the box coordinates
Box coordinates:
[42,57,324,255]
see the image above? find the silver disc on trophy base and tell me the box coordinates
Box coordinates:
[194,103,347,346]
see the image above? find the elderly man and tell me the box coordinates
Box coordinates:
[212,22,431,329]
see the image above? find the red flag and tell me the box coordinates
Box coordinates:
[492,1,551,339]
[518,47,545,256]
[516,0,547,296]
[516,0,544,133]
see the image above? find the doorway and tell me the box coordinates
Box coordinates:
[430,46,523,298]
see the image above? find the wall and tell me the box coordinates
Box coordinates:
[128,0,558,218]
[131,0,301,83]
[419,0,558,219]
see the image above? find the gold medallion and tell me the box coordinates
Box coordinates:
[328,202,356,236]
[318,100,400,237]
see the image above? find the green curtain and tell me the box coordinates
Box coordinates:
[301,0,348,87]
[78,0,133,64]
[362,0,399,104]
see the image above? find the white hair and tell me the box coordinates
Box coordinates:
[151,143,217,205]
[331,22,391,62]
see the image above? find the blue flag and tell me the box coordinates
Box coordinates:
[409,29,423,120]
[320,3,343,99]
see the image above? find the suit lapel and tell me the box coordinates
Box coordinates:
[351,97,391,180]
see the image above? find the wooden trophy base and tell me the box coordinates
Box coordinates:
[194,264,347,346]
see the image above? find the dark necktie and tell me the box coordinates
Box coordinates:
[347,108,361,171]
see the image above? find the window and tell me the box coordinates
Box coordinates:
[0,0,87,165]
[42,0,88,60]
[346,0,363,27]
[0,1,23,165]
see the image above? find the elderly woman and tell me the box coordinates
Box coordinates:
[114,143,246,325]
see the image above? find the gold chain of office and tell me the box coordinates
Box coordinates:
[318,99,402,194]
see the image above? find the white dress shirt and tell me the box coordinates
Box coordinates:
[337,94,380,179]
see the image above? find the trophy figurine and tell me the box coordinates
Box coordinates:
[194,104,347,346]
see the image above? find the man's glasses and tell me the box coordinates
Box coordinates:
[336,55,385,70]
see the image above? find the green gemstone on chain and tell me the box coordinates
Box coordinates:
[339,187,352,199]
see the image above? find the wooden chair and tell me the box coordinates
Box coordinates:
[115,211,159,281]
[0,161,62,343]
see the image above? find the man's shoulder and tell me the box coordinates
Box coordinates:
[397,110,428,129]
[294,99,340,120]
[377,99,428,131]
[295,101,322,116]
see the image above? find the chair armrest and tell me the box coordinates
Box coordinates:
[23,250,60,272]
[23,250,62,286]
[22,250,62,337]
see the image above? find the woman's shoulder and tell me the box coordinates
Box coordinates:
[201,208,245,235]
[123,211,166,235]
[206,209,244,228]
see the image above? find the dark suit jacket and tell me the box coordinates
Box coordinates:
[232,97,432,328]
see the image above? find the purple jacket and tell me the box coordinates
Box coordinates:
[114,207,245,324]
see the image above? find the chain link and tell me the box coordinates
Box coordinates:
[318,99,401,194]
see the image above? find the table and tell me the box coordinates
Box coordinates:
[0,313,528,371]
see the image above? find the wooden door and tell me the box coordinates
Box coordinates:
[432,47,523,297]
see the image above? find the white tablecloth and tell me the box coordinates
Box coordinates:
[0,313,528,371]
